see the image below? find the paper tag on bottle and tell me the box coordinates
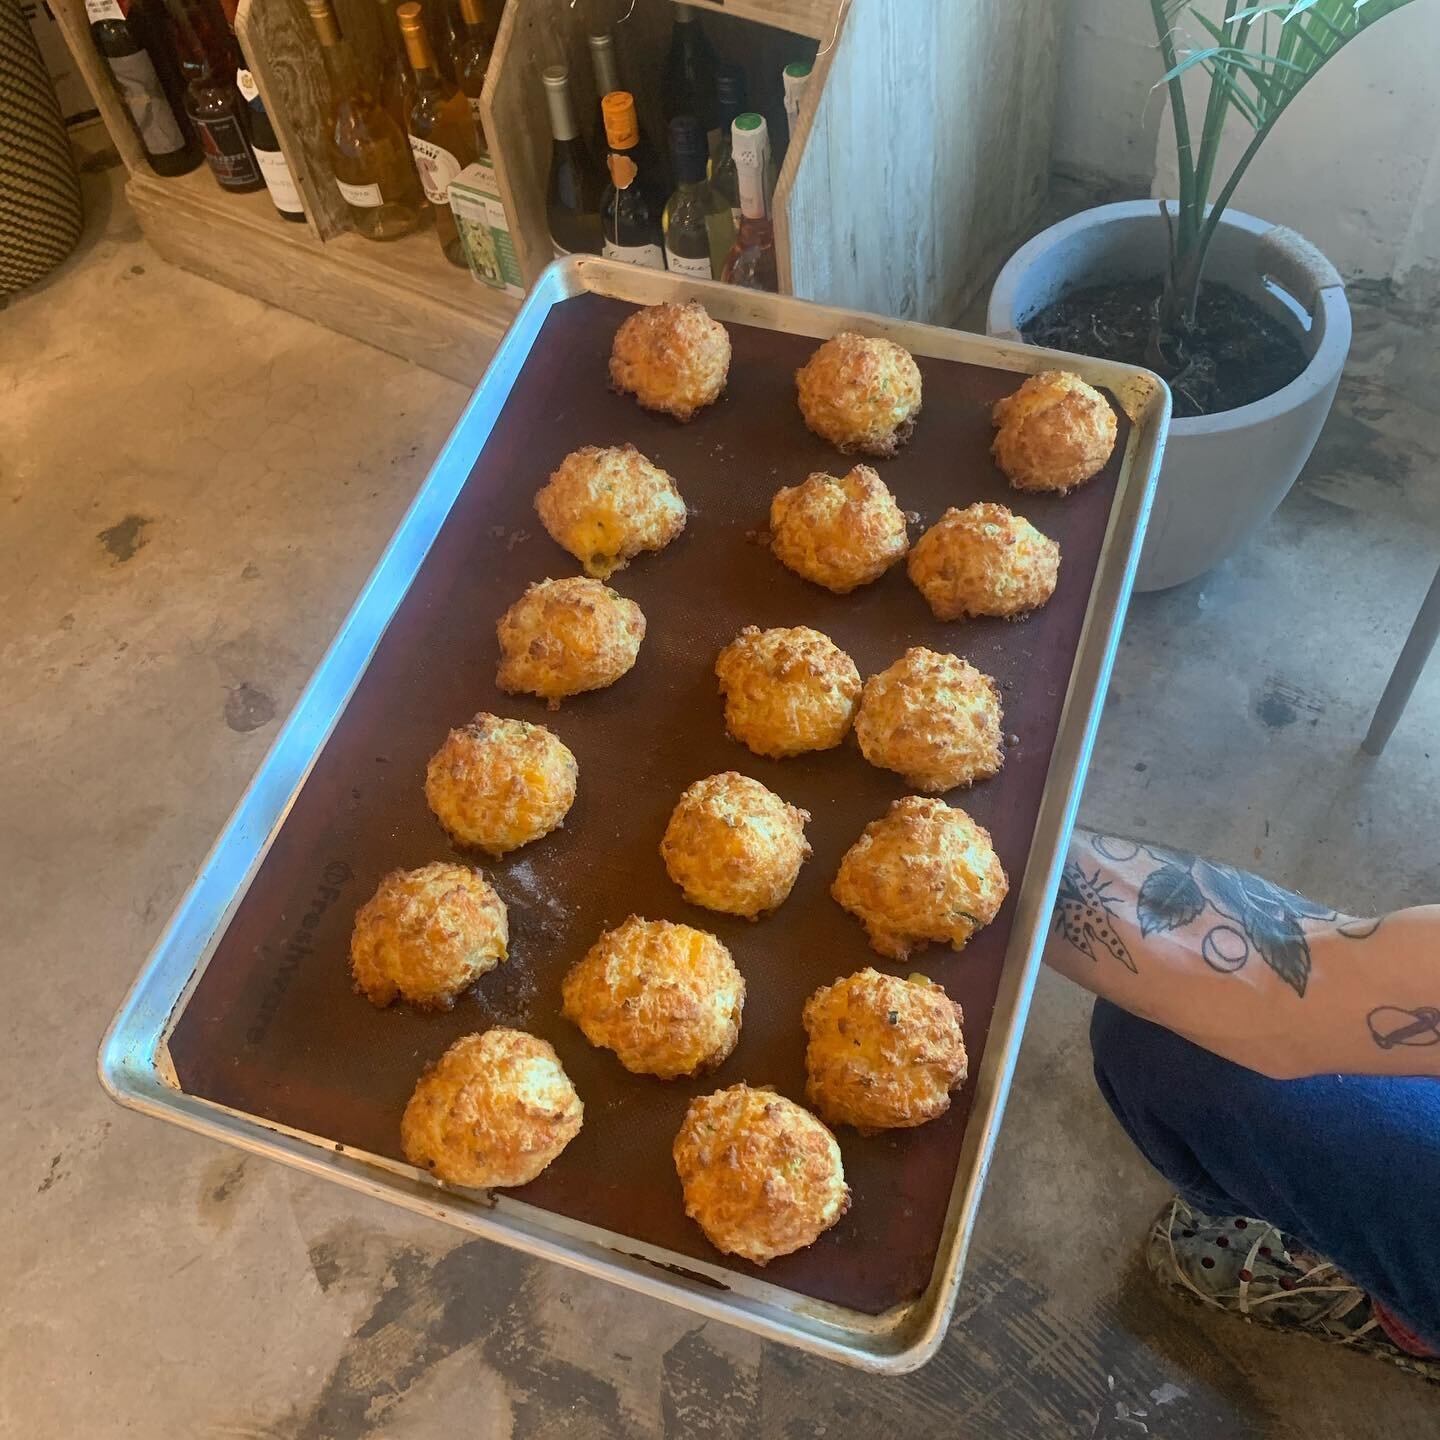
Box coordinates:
[337,178,384,208]
[607,153,638,190]
[602,240,664,270]
[664,247,711,279]
[236,68,260,104]
[408,135,463,206]
[255,147,304,216]
[467,95,484,124]
[85,0,127,21]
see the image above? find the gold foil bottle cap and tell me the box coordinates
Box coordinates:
[396,2,423,32]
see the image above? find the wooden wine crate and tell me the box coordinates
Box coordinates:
[53,0,1063,384]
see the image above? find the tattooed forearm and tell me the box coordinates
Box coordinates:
[1057,831,1367,1000]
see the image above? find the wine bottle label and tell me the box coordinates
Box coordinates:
[467,95,483,124]
[85,0,126,21]
[408,135,463,206]
[602,239,664,269]
[236,68,259,104]
[337,178,384,208]
[194,113,261,189]
[105,50,186,156]
[254,146,304,216]
[664,247,711,278]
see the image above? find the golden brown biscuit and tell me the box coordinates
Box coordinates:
[769,465,909,594]
[794,331,922,458]
[992,370,1117,493]
[349,862,508,1009]
[400,1029,582,1188]
[425,713,577,855]
[661,772,811,918]
[561,916,744,1078]
[672,1084,849,1264]
[907,502,1059,621]
[609,300,731,421]
[803,968,968,1132]
[535,444,687,579]
[831,795,1008,960]
[714,625,861,759]
[496,576,645,707]
[854,647,1004,793]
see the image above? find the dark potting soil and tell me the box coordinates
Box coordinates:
[1022,277,1308,419]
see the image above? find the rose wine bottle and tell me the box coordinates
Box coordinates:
[721,112,777,292]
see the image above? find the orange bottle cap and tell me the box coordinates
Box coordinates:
[601,91,639,150]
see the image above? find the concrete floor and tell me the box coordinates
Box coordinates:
[3,159,1438,1439]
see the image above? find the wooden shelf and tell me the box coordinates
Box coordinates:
[127,163,519,383]
[57,0,1060,385]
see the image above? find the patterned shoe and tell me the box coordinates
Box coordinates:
[1146,1196,1440,1382]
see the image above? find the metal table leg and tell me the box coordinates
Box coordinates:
[1362,560,1440,756]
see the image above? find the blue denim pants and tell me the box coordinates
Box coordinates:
[1090,999,1440,1350]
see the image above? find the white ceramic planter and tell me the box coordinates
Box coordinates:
[987,202,1351,591]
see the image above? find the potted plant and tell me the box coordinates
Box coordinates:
[987,0,1415,591]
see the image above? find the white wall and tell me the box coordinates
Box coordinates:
[1053,0,1163,187]
[1055,0,1440,289]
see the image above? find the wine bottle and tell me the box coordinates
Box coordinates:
[542,65,602,257]
[398,0,480,267]
[454,0,490,140]
[375,0,415,132]
[599,91,663,270]
[423,0,460,84]
[721,112,776,292]
[167,0,263,194]
[587,29,665,203]
[304,0,424,240]
[708,60,744,224]
[780,59,811,157]
[210,0,304,220]
[661,3,718,153]
[663,115,733,279]
[235,67,305,222]
[87,0,200,177]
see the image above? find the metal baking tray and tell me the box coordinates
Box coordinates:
[101,256,1168,1373]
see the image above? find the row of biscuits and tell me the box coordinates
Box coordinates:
[353,299,1119,1266]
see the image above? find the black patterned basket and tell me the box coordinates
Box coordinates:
[0,0,83,295]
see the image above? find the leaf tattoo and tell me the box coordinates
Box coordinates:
[1137,865,1205,937]
[1078,833,1350,1001]
[1055,861,1137,973]
[1251,917,1311,997]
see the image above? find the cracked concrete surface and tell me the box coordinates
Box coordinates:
[2,160,1438,1438]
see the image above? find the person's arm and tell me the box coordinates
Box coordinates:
[1044,827,1440,1080]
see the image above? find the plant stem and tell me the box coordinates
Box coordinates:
[1149,0,1198,249]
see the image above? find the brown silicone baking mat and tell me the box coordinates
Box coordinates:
[168,291,1128,1315]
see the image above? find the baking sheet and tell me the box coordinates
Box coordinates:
[163,288,1132,1316]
